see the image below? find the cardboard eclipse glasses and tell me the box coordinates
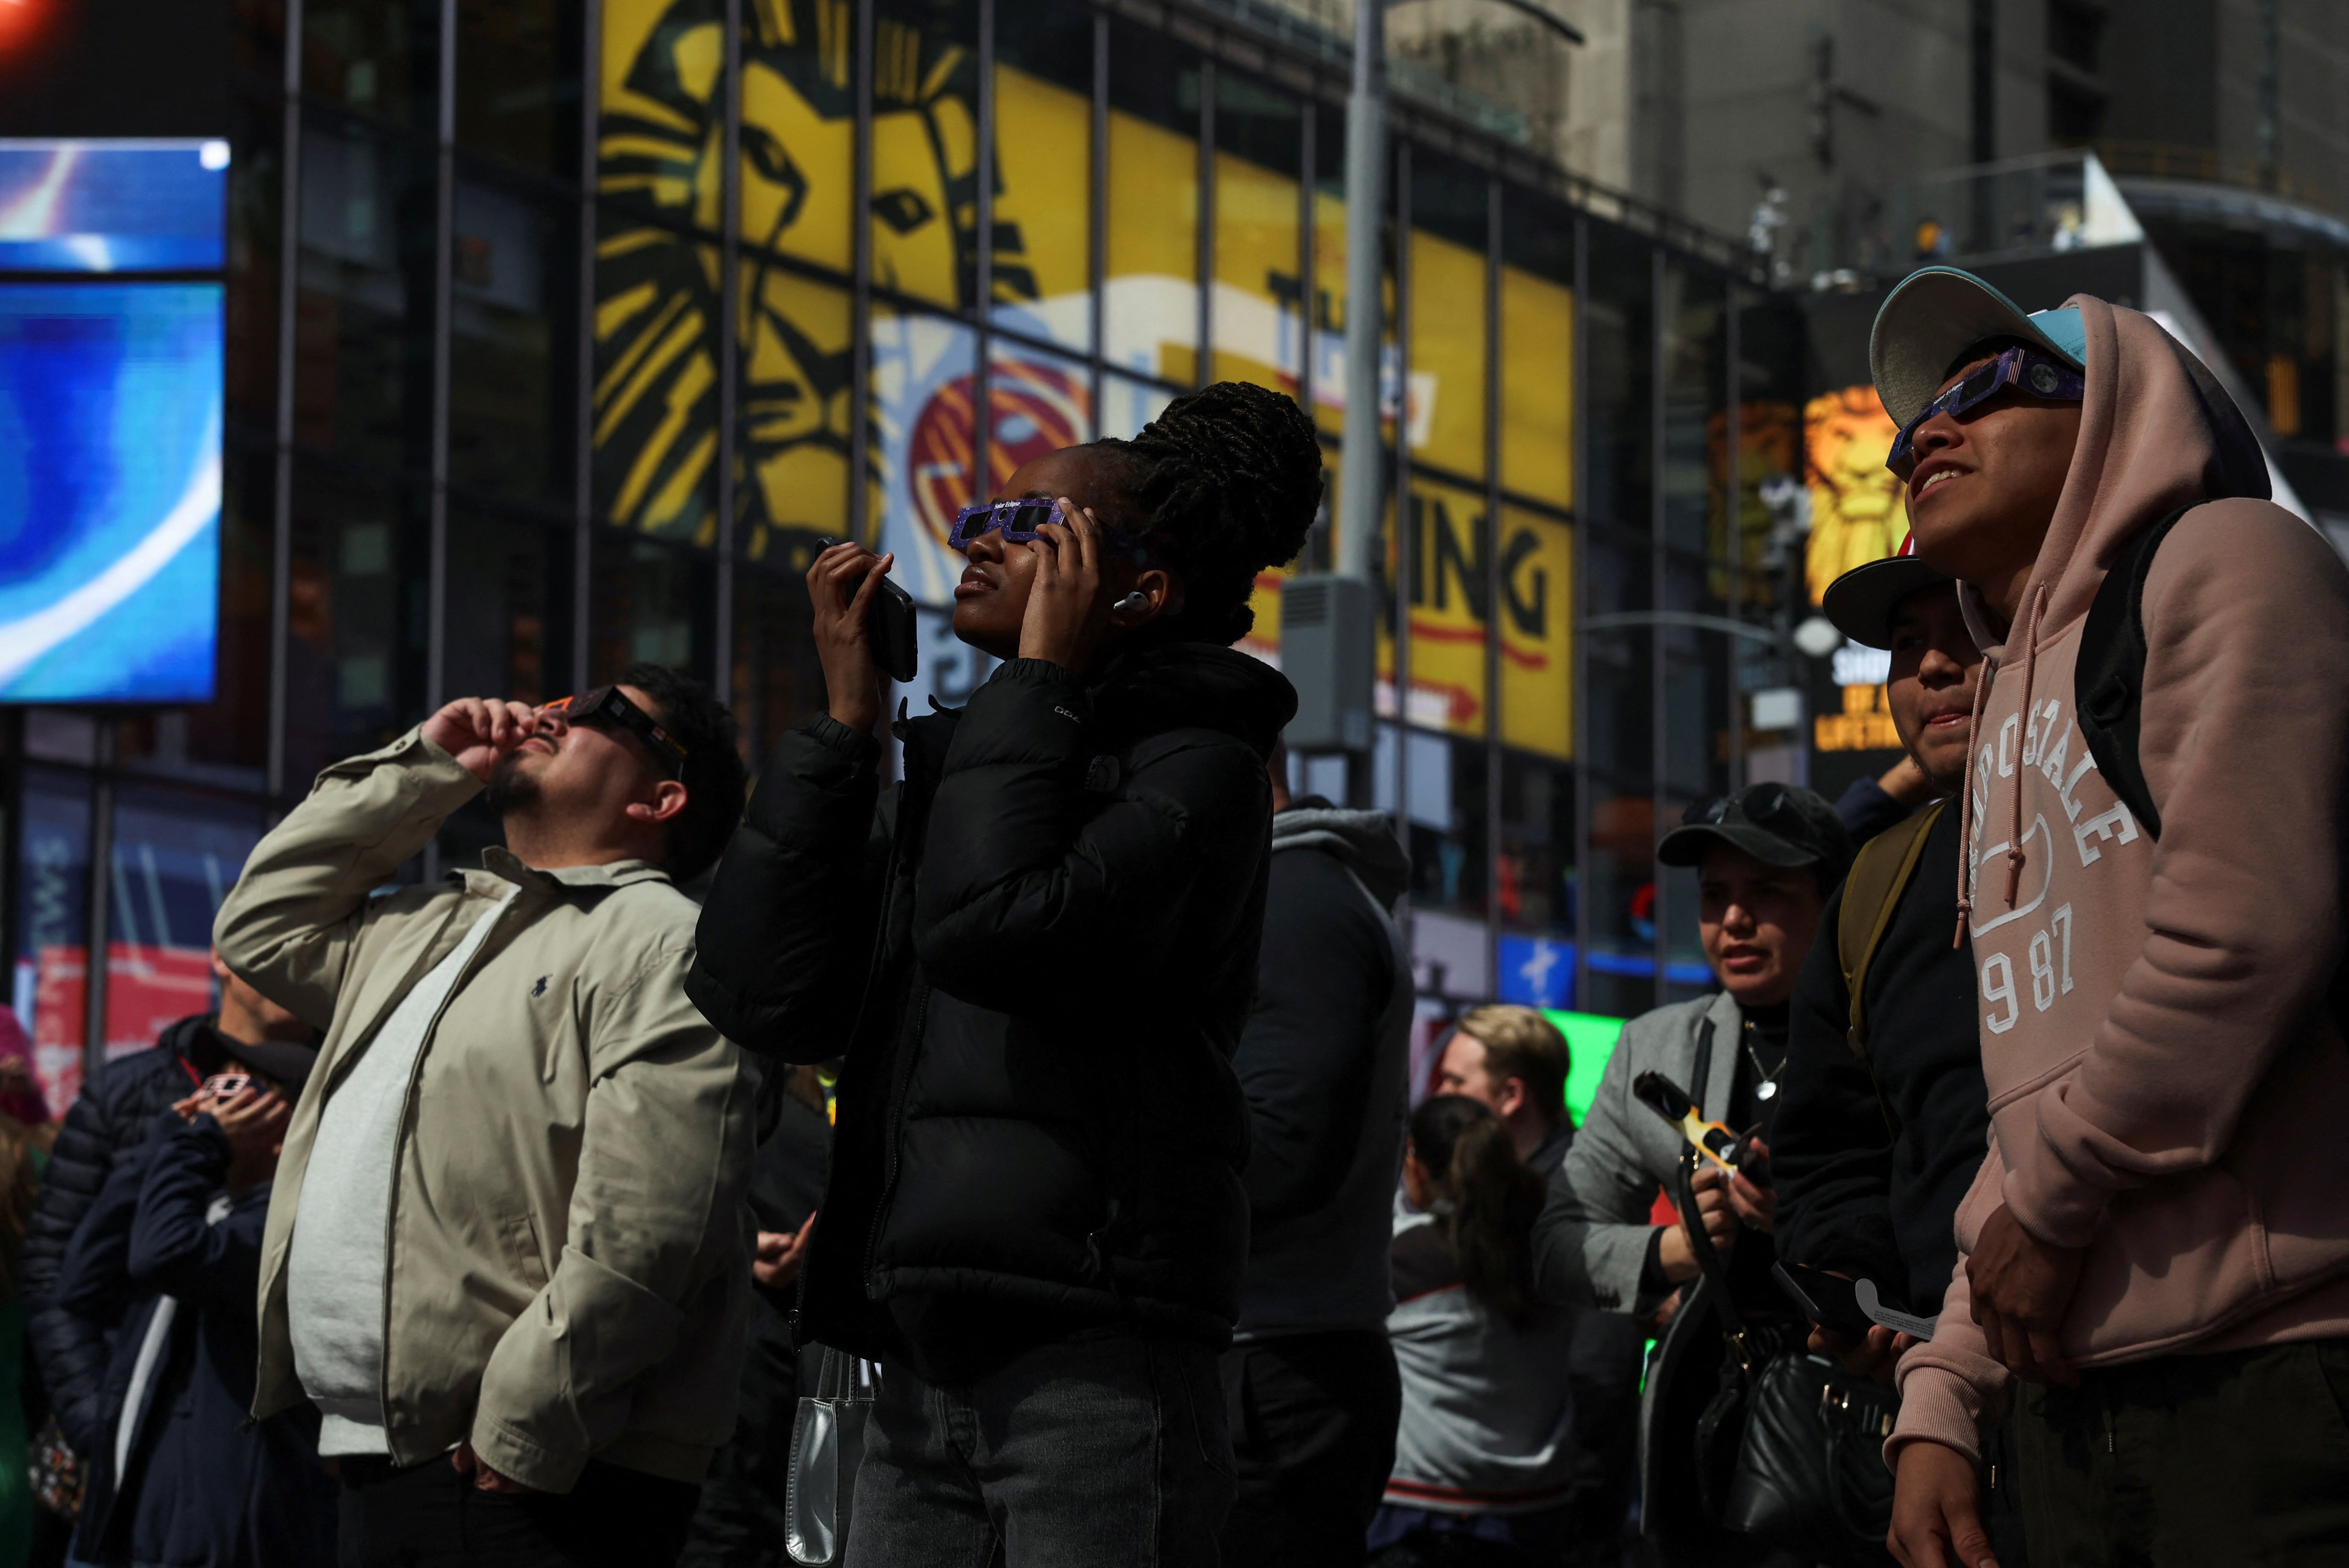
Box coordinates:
[1886,345,2084,476]
[538,686,688,777]
[947,500,1154,564]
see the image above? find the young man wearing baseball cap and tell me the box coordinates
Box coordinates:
[1532,784,1850,1559]
[1770,547,2033,1555]
[1867,268,2349,1567]
[1775,542,1988,1357]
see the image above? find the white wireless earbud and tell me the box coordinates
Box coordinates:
[1116,591,1150,616]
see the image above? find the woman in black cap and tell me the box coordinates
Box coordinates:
[1527,784,1852,1562]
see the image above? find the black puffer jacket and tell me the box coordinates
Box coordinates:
[687,646,1295,1366]
[25,1014,216,1458]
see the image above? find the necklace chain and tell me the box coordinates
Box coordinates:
[1742,1021,1785,1101]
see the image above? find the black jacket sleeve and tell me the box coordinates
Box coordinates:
[126,1118,265,1319]
[48,1127,164,1458]
[686,714,890,1060]
[1769,890,1906,1290]
[911,660,1271,1014]
[1834,776,1916,848]
[1233,849,1392,1228]
[24,1071,138,1457]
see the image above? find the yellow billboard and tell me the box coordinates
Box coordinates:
[594,0,1575,761]
[1804,384,1905,606]
[1344,481,1573,761]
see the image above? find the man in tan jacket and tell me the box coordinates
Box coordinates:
[1869,271,2349,1568]
[214,663,753,1568]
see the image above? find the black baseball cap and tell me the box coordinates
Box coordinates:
[217,1036,321,1099]
[1821,530,1954,650]
[1657,784,1852,881]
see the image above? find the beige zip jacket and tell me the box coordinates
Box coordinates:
[214,726,754,1492]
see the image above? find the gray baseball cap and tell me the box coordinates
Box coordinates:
[1870,266,2087,427]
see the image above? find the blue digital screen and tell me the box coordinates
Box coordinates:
[0,140,227,272]
[0,140,223,704]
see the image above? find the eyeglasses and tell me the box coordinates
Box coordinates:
[947,498,1154,564]
[538,686,688,778]
[1683,783,1797,831]
[1886,346,2085,476]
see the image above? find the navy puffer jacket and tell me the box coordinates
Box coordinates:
[24,1015,213,1457]
[57,1112,336,1568]
[687,644,1295,1366]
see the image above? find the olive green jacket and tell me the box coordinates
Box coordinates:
[214,727,754,1492]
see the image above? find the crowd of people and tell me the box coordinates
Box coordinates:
[0,269,2340,1568]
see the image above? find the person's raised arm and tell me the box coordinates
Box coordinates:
[125,1100,282,1311]
[685,542,893,1059]
[212,698,531,1027]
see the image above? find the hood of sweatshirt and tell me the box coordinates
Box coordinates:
[1271,802,1410,907]
[1958,295,2268,658]
[1954,295,2270,923]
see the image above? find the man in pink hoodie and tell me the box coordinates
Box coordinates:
[1871,268,2349,1568]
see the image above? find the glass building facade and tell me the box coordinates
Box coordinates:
[6,0,1809,1107]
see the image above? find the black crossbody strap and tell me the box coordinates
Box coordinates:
[1690,1017,1716,1118]
[1674,1148,1755,1371]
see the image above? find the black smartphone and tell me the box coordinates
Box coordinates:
[817,539,918,683]
[1772,1261,1877,1339]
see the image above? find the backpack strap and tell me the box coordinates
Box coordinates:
[2076,504,2192,840]
[2073,503,2349,1046]
[1838,800,1947,1059]
[1834,799,1947,1136]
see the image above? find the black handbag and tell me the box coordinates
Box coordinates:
[1675,1153,1898,1564]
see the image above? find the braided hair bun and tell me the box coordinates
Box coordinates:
[1093,380,1324,645]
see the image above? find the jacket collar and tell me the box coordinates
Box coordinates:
[1697,988,1745,1121]
[474,847,673,894]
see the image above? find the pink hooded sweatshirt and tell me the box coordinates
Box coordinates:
[1889,296,2349,1465]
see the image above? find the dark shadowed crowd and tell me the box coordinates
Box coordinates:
[0,275,2344,1568]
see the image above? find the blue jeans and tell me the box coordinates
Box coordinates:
[847,1329,1236,1567]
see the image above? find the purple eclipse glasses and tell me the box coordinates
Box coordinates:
[1886,346,2085,476]
[946,499,1154,562]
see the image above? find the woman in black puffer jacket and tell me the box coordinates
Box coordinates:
[686,381,1319,1566]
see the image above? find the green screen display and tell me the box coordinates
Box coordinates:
[1542,1009,1627,1127]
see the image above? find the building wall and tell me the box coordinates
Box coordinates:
[2,0,1802,1104]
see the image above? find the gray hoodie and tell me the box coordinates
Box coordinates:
[1233,802,1414,1339]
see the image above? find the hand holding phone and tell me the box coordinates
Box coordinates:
[209,1083,293,1194]
[815,537,918,684]
[1773,1260,1938,1341]
[806,539,913,731]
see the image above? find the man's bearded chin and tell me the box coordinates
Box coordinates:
[482,750,541,817]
